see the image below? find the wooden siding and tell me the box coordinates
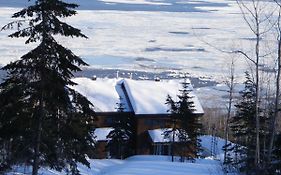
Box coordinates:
[93,141,108,159]
[135,115,172,155]
[94,112,203,158]
[95,112,134,127]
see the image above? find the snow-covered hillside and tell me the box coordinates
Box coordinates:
[8,135,228,175]
[10,156,223,175]
[0,0,276,80]
[89,155,223,175]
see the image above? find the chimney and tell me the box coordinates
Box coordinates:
[91,75,97,81]
[154,77,160,82]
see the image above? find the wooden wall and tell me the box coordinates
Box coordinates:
[135,115,171,155]
[94,112,202,158]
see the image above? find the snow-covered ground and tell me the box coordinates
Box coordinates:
[10,156,223,175]
[87,155,223,175]
[0,0,277,81]
[8,135,228,175]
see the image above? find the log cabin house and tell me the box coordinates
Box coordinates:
[72,77,204,159]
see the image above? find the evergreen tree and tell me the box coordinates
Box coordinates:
[0,0,96,174]
[227,72,259,174]
[106,100,134,159]
[270,133,281,174]
[166,77,202,161]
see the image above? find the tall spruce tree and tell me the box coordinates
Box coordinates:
[106,100,134,159]
[0,0,96,174]
[227,72,259,174]
[166,77,202,161]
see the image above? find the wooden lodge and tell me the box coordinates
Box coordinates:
[73,77,204,159]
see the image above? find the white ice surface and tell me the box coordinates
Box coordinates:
[0,0,277,81]
[98,0,171,5]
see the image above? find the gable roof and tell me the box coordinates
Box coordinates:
[72,78,124,112]
[72,77,204,115]
[120,79,204,115]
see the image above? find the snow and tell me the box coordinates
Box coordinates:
[148,128,180,143]
[122,79,204,114]
[98,0,171,6]
[72,77,203,115]
[147,130,229,160]
[200,135,226,157]
[0,0,277,80]
[8,135,227,175]
[94,127,114,141]
[86,155,223,175]
[72,77,121,112]
[9,156,223,175]
[0,0,244,174]
[90,156,222,175]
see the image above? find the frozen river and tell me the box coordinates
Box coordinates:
[0,0,276,81]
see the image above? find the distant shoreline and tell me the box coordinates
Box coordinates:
[75,68,217,88]
[0,67,217,88]
[0,0,228,13]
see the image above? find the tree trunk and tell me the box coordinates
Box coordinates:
[172,124,175,162]
[224,59,235,163]
[32,93,44,175]
[255,30,261,171]
[268,14,281,165]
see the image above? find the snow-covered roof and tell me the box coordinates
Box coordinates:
[94,127,114,141]
[148,128,180,143]
[72,77,125,112]
[121,79,204,115]
[72,77,204,115]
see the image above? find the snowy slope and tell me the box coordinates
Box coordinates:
[9,156,223,175]
[91,155,222,175]
[8,135,227,175]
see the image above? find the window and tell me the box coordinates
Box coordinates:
[145,119,166,127]
[153,144,171,155]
